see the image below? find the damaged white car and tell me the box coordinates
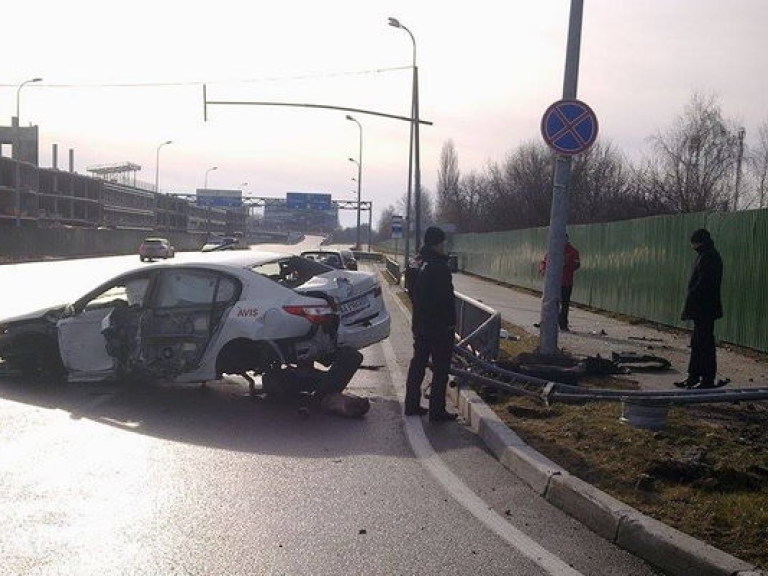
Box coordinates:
[0,251,390,385]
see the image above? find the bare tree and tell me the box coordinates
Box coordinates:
[569,141,649,222]
[645,93,741,213]
[375,204,396,241]
[748,120,768,208]
[435,139,462,227]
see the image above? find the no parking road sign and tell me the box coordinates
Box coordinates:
[541,99,598,156]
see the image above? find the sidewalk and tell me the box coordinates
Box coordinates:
[451,272,768,391]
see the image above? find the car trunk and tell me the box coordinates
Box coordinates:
[295,271,383,327]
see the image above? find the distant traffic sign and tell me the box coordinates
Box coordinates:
[541,99,598,156]
[286,192,332,211]
[196,188,243,208]
[391,215,403,239]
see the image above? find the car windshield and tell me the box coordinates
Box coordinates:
[301,251,344,268]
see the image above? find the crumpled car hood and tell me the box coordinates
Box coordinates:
[0,304,67,326]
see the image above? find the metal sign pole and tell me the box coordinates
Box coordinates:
[539,0,584,355]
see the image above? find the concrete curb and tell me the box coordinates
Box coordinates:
[447,383,764,576]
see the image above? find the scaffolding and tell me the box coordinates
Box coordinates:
[86,162,142,186]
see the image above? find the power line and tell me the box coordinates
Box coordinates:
[0,66,412,89]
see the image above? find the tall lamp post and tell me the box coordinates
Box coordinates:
[346,114,363,250]
[154,140,173,193]
[348,157,361,248]
[13,77,42,227]
[388,17,419,266]
[15,77,42,133]
[204,166,218,189]
[204,166,218,237]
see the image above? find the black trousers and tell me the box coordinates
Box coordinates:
[559,285,573,329]
[263,347,363,399]
[688,317,717,384]
[405,329,454,415]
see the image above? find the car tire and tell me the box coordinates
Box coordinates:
[15,338,66,383]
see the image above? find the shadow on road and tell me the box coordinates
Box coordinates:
[0,375,407,459]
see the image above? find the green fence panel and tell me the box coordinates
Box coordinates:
[450,209,768,353]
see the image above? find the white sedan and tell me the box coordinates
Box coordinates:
[0,251,390,385]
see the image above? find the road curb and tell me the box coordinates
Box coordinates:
[446,383,764,576]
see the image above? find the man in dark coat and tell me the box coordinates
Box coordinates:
[405,226,458,422]
[676,228,724,389]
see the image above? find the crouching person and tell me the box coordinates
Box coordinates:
[262,347,369,417]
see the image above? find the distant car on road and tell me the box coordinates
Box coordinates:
[201,236,239,252]
[139,237,175,262]
[0,251,390,385]
[300,249,357,271]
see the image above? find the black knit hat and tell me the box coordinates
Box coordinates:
[690,228,712,244]
[423,226,446,247]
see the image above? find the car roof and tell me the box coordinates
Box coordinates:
[181,249,293,267]
[143,237,168,242]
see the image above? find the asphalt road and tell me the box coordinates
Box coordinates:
[0,243,661,575]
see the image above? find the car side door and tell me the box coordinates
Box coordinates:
[138,268,240,378]
[57,272,153,381]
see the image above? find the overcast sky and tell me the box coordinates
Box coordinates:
[3,0,767,227]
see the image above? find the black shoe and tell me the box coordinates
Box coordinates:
[404,406,428,416]
[692,379,719,390]
[673,377,699,389]
[429,411,458,423]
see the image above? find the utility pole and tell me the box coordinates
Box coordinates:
[733,127,746,211]
[539,0,584,355]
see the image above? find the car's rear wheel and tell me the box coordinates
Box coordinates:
[215,339,281,378]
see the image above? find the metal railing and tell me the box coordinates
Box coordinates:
[454,292,501,362]
[385,257,401,284]
[447,289,768,428]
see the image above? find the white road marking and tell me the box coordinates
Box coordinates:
[382,290,583,576]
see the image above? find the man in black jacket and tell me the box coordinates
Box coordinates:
[676,228,724,389]
[405,226,458,422]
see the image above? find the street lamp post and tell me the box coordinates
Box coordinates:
[204,166,218,189]
[348,157,361,247]
[13,77,42,227]
[388,17,419,267]
[346,114,363,250]
[204,166,218,236]
[154,140,173,193]
[15,77,42,132]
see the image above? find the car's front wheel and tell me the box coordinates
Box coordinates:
[9,337,66,383]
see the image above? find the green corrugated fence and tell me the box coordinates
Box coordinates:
[448,209,768,353]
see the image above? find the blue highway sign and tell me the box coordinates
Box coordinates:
[541,99,598,156]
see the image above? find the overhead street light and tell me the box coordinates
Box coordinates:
[154,140,173,193]
[204,166,218,189]
[13,77,42,226]
[346,114,363,250]
[388,16,420,266]
[16,77,42,126]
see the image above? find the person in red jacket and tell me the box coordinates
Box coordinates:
[540,236,581,331]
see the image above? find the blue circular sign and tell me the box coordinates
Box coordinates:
[541,99,599,155]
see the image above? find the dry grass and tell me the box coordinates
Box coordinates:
[489,323,768,568]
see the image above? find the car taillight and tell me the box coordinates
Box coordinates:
[283,304,337,325]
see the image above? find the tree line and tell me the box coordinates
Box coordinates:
[369,93,768,240]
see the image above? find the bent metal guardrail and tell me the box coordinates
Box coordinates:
[448,293,768,428]
[385,257,401,284]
